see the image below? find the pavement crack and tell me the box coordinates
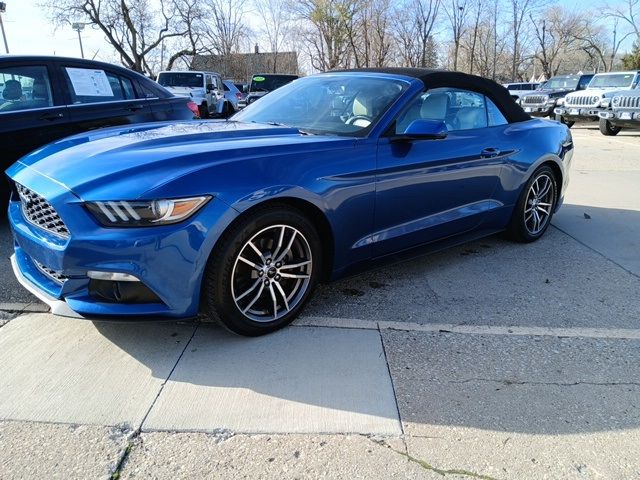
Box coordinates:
[370,438,500,480]
[377,323,405,436]
[449,378,640,387]
[138,324,199,431]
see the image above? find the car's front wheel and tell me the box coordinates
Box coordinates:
[507,165,558,243]
[599,118,621,136]
[203,205,322,336]
[199,102,209,119]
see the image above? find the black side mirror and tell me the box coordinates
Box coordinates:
[206,83,215,92]
[392,119,448,142]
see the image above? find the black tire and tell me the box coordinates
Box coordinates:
[506,165,558,243]
[203,205,322,336]
[221,102,231,118]
[198,102,209,119]
[554,113,574,128]
[599,117,621,136]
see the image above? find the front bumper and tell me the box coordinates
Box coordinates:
[554,106,601,121]
[7,174,237,320]
[598,110,640,128]
[522,105,554,117]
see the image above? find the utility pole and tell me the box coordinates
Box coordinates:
[72,22,85,59]
[0,2,9,54]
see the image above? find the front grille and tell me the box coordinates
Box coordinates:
[565,95,598,107]
[16,184,70,238]
[33,260,68,284]
[616,95,640,109]
[522,95,548,105]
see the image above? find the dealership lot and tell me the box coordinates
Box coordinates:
[1,125,639,479]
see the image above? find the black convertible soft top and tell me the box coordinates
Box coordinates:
[334,67,531,123]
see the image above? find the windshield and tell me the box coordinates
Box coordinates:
[589,73,636,89]
[250,75,298,92]
[546,76,580,90]
[157,72,204,88]
[234,75,408,137]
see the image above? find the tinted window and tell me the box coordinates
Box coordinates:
[250,75,298,93]
[0,65,53,113]
[396,88,490,133]
[64,67,135,104]
[157,72,204,88]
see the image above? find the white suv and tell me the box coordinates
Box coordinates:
[555,71,640,124]
[156,70,232,118]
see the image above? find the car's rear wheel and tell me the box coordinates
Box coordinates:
[203,205,322,336]
[199,102,209,119]
[599,118,621,136]
[507,165,557,243]
[554,113,574,128]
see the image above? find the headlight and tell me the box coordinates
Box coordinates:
[86,196,211,227]
[612,96,620,105]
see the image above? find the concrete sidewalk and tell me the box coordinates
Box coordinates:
[1,313,639,479]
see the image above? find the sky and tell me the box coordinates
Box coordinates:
[0,0,634,64]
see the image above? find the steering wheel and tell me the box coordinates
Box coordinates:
[345,115,372,127]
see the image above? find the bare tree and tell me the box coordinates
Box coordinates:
[444,0,469,71]
[44,0,189,75]
[530,6,581,78]
[604,0,640,41]
[204,0,251,56]
[254,0,294,71]
[466,0,482,74]
[294,0,356,71]
[394,0,441,67]
[507,0,543,80]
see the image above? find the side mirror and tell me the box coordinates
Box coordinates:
[393,119,448,142]
[206,83,215,92]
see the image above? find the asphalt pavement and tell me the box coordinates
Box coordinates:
[1,125,639,479]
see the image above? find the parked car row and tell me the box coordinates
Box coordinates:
[519,70,640,136]
[0,55,196,203]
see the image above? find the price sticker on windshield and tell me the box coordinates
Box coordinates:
[253,76,266,82]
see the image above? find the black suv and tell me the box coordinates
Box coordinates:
[241,73,299,107]
[1,55,196,202]
[520,74,593,126]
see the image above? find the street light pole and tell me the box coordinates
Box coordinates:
[72,22,85,59]
[0,2,9,54]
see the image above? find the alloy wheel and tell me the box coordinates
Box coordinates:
[231,224,312,322]
[524,173,554,235]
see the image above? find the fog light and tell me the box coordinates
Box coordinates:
[87,271,139,282]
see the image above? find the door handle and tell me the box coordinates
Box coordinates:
[127,104,144,112]
[480,147,501,158]
[40,112,64,121]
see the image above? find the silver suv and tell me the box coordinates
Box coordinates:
[598,89,640,136]
[555,71,640,124]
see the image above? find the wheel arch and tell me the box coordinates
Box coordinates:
[214,196,336,282]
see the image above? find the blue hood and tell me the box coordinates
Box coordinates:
[8,120,350,200]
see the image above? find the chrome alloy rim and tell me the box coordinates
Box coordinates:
[525,173,554,235]
[231,225,312,322]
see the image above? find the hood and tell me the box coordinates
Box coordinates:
[8,121,350,201]
[535,88,574,97]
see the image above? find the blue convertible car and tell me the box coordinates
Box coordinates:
[7,68,573,335]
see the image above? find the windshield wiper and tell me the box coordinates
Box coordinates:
[250,120,313,135]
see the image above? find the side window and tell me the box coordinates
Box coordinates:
[223,83,230,91]
[486,98,508,126]
[578,77,591,90]
[395,87,492,134]
[138,82,158,99]
[0,65,53,113]
[64,67,134,104]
